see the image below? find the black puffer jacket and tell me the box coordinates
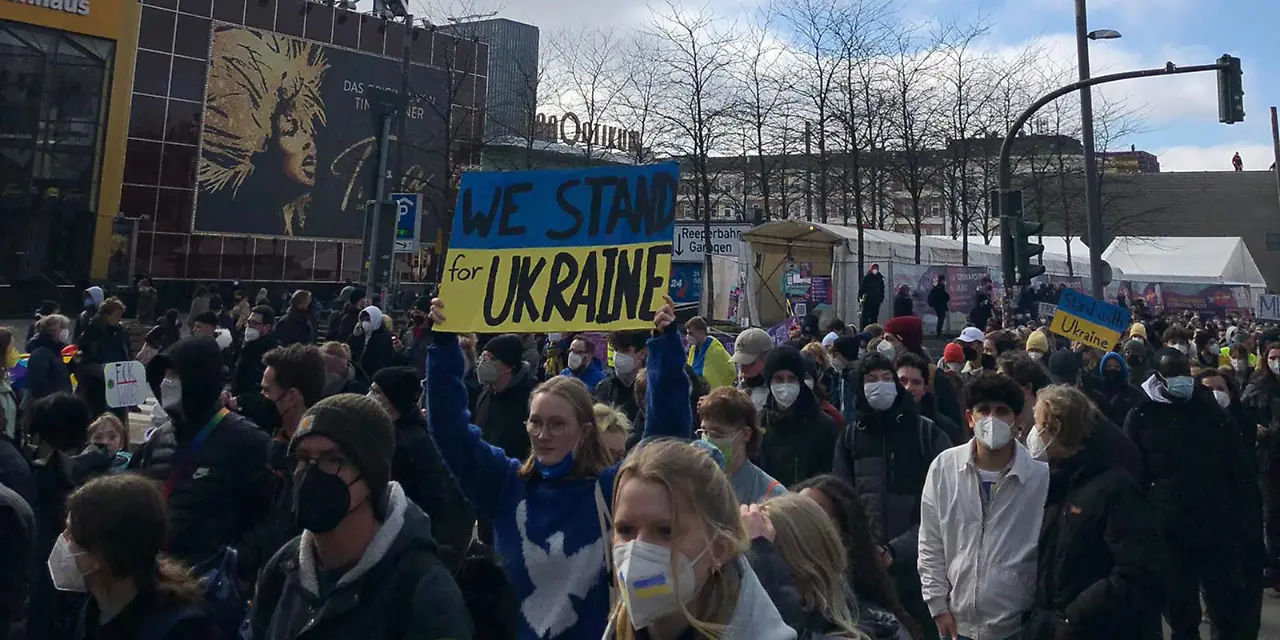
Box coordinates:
[833,364,950,563]
[233,332,280,396]
[24,334,72,403]
[75,318,130,367]
[593,372,641,426]
[1024,433,1163,640]
[392,410,474,560]
[132,337,272,570]
[474,364,537,462]
[246,483,473,640]
[1123,382,1252,552]
[274,308,315,347]
[349,325,396,378]
[758,389,838,488]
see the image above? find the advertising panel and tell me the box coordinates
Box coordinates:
[670,223,750,263]
[669,263,702,304]
[194,23,445,240]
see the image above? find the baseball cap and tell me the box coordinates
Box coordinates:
[959,327,985,344]
[731,328,772,365]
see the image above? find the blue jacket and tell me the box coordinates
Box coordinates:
[560,357,606,391]
[426,325,691,640]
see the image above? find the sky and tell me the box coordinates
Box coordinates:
[394,0,1280,172]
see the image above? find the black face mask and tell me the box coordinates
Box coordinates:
[962,346,978,363]
[411,314,426,326]
[292,465,362,534]
[1103,369,1126,386]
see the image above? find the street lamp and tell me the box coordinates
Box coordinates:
[1075,0,1121,298]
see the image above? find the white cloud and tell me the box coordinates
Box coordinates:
[1155,143,1274,172]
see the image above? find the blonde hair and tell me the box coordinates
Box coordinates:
[593,403,630,436]
[89,413,129,450]
[611,439,747,639]
[1033,384,1098,449]
[518,376,614,479]
[320,341,350,361]
[760,494,865,639]
[801,342,830,371]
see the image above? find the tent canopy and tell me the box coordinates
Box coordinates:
[1102,236,1265,286]
[967,235,1092,263]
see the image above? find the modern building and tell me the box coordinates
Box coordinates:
[439,17,536,140]
[1,0,140,306]
[101,0,488,299]
[1100,148,1161,174]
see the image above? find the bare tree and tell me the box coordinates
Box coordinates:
[548,25,631,163]
[646,0,738,313]
[614,33,669,165]
[729,12,795,222]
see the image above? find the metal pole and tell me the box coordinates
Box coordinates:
[389,14,413,307]
[366,113,394,297]
[1271,106,1280,212]
[127,216,139,283]
[1075,0,1106,299]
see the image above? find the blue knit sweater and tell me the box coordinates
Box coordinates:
[426,325,692,640]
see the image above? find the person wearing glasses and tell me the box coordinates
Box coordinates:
[245,393,473,639]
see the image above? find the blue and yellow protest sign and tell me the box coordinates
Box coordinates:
[436,163,679,333]
[1049,288,1131,352]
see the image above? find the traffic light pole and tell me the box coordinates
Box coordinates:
[1074,0,1106,299]
[997,60,1227,295]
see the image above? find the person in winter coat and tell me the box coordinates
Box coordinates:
[927,277,950,338]
[861,264,887,328]
[26,299,60,345]
[604,439,796,639]
[967,279,994,332]
[1241,342,1280,585]
[886,316,963,429]
[753,494,892,639]
[685,315,735,389]
[186,285,210,332]
[757,346,838,488]
[62,475,219,640]
[473,333,540,463]
[696,387,787,505]
[232,305,280,397]
[144,308,183,354]
[135,277,158,324]
[1023,385,1163,640]
[347,305,395,377]
[425,295,693,640]
[1124,347,1253,639]
[734,327,775,411]
[273,289,316,347]
[75,297,131,420]
[326,286,362,344]
[369,366,474,560]
[401,298,433,377]
[76,285,104,340]
[892,285,914,318]
[246,394,473,640]
[594,330,648,426]
[24,313,73,406]
[0,482,33,638]
[1089,352,1145,428]
[918,372,1049,640]
[319,341,370,397]
[561,335,606,391]
[795,474,921,640]
[131,336,273,573]
[894,353,963,445]
[833,352,951,637]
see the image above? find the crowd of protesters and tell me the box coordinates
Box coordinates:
[0,276,1273,640]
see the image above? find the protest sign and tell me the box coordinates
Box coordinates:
[1049,288,1131,352]
[104,361,147,408]
[1258,294,1280,321]
[1037,303,1058,320]
[436,163,679,333]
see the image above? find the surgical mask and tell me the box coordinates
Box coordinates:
[804,377,815,390]
[1165,375,1195,399]
[160,378,182,409]
[750,386,768,410]
[214,328,232,350]
[476,360,501,386]
[1028,351,1043,361]
[1026,426,1053,461]
[47,535,90,592]
[59,329,71,343]
[946,362,963,373]
[974,415,1013,450]
[567,352,585,371]
[1171,344,1189,355]
[771,382,800,409]
[613,539,707,629]
[1232,359,1246,370]
[864,381,897,411]
[362,319,378,334]
[1270,360,1280,375]
[613,353,636,377]
[1214,390,1231,408]
[876,341,896,358]
[243,327,261,343]
[292,465,361,534]
[702,432,738,469]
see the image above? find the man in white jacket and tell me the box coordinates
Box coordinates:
[918,371,1050,640]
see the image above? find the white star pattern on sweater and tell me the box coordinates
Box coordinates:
[515,498,606,638]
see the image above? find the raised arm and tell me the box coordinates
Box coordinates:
[640,298,691,441]
[426,300,522,516]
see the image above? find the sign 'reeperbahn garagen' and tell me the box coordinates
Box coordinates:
[9,0,90,16]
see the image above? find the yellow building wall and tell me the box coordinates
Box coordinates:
[2,0,141,281]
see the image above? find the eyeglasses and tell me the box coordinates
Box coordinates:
[526,417,575,437]
[287,452,348,477]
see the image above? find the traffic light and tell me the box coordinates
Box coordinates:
[1001,189,1045,284]
[1217,54,1244,124]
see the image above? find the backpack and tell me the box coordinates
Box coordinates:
[190,546,246,639]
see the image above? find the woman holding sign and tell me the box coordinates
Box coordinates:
[426,295,691,640]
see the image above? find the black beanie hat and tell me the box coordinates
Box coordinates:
[484,333,526,368]
[291,394,396,515]
[764,346,807,382]
[372,366,422,417]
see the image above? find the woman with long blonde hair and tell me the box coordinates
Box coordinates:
[757,494,874,640]
[606,438,795,639]
[426,295,694,640]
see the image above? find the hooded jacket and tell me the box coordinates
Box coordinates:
[602,556,796,640]
[756,347,837,488]
[348,307,396,378]
[833,362,951,565]
[1089,352,1145,429]
[426,325,692,640]
[132,337,273,570]
[75,286,104,340]
[561,357,606,392]
[1124,375,1252,552]
[247,483,473,640]
[24,333,72,403]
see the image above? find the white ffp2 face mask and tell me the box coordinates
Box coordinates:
[974,415,1013,450]
[47,535,90,592]
[613,353,636,376]
[864,381,897,411]
[771,382,800,409]
[613,539,707,629]
[1027,426,1054,461]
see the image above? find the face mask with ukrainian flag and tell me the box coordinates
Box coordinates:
[611,539,707,628]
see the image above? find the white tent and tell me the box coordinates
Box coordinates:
[1102,236,1265,286]
[965,235,1093,265]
